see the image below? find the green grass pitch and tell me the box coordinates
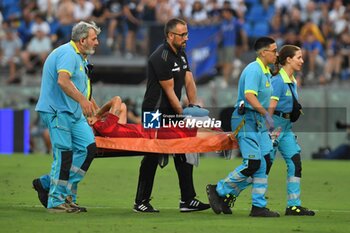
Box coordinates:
[0,154,349,233]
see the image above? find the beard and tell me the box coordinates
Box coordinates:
[85,48,96,55]
[82,42,96,55]
[174,41,186,52]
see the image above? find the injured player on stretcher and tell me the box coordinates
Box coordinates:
[88,96,225,139]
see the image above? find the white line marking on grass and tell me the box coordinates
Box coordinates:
[13,204,113,209]
[12,205,350,213]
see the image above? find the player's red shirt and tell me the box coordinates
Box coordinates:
[93,113,197,139]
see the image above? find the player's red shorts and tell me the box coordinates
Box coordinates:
[93,113,197,139]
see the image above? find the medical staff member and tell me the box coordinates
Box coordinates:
[207,37,280,217]
[35,21,100,213]
[268,45,315,216]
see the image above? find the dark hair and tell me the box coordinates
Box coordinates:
[253,37,275,51]
[164,18,187,38]
[271,44,301,75]
[271,58,280,76]
[278,45,301,65]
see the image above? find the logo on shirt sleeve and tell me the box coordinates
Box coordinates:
[172,62,180,72]
[285,90,292,96]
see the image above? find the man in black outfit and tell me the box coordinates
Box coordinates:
[133,18,210,213]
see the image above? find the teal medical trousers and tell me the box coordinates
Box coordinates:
[40,111,95,208]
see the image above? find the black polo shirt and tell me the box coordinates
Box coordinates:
[142,41,191,114]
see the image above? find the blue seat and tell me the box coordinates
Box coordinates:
[243,23,254,37]
[251,21,270,37]
[246,3,275,24]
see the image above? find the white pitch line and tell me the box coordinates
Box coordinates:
[10,205,350,213]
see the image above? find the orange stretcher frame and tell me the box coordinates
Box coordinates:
[95,133,238,157]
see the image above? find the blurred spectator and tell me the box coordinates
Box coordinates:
[217,7,247,88]
[269,9,285,46]
[105,0,124,53]
[73,0,95,22]
[229,0,247,57]
[300,21,325,45]
[231,0,247,23]
[123,0,143,59]
[17,9,35,49]
[89,0,108,27]
[156,0,173,24]
[188,0,210,25]
[206,0,221,24]
[20,0,37,14]
[301,27,326,83]
[124,97,141,124]
[0,0,22,22]
[171,0,190,20]
[31,13,51,37]
[0,12,4,38]
[283,29,302,47]
[0,0,348,88]
[339,28,350,80]
[21,27,52,75]
[274,0,306,13]
[55,0,75,45]
[284,6,304,36]
[139,0,157,55]
[36,0,60,22]
[324,34,342,81]
[0,26,22,84]
[328,0,346,35]
[142,0,156,23]
[30,113,52,154]
[300,0,322,25]
[89,0,108,54]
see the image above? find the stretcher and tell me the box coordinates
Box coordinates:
[95,133,238,158]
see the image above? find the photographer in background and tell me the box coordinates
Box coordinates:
[312,121,350,160]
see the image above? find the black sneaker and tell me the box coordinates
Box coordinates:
[66,196,87,212]
[222,193,236,214]
[32,178,48,208]
[206,184,221,214]
[206,184,222,214]
[206,184,235,215]
[179,198,210,212]
[249,205,280,217]
[47,203,80,213]
[133,202,159,213]
[285,206,315,216]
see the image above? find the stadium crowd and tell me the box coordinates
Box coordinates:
[1,0,350,86]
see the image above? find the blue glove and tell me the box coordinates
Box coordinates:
[183,105,209,117]
[264,112,274,132]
